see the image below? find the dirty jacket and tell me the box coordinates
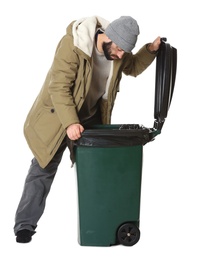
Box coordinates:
[24,16,157,168]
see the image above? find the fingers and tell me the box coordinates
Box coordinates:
[66,123,84,140]
[148,36,161,52]
[153,36,161,50]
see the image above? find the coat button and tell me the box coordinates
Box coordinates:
[51,108,55,113]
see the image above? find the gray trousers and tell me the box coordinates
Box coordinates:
[14,137,67,234]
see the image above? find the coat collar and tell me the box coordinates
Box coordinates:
[72,16,109,57]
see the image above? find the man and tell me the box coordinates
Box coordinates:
[14,15,161,243]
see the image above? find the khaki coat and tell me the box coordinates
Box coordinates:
[24,16,157,168]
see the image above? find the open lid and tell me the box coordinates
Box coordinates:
[154,38,177,130]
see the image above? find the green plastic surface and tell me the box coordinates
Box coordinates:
[75,145,143,246]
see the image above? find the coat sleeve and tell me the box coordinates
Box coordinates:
[48,34,80,129]
[122,44,157,77]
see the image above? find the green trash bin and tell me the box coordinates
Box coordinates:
[74,125,159,246]
[72,39,177,247]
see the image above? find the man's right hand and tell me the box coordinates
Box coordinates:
[66,123,84,140]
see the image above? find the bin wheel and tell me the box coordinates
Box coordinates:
[117,222,140,246]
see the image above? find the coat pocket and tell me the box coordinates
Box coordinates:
[33,105,62,146]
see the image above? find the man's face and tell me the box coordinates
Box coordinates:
[102,41,125,60]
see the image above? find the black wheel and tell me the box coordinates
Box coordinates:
[117,222,140,246]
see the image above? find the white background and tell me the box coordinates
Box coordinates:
[1,0,197,259]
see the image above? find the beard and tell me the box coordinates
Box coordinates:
[102,41,114,60]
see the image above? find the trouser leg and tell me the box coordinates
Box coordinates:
[14,138,67,234]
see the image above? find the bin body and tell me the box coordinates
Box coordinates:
[75,142,143,246]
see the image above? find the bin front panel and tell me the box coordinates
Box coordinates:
[75,145,143,246]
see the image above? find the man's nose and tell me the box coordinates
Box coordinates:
[116,50,124,59]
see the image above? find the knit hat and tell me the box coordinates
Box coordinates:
[105,16,140,53]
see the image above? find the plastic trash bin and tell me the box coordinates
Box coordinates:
[73,38,177,247]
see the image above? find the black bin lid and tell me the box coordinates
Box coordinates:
[154,38,177,130]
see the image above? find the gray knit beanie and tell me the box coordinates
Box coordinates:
[105,16,140,53]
